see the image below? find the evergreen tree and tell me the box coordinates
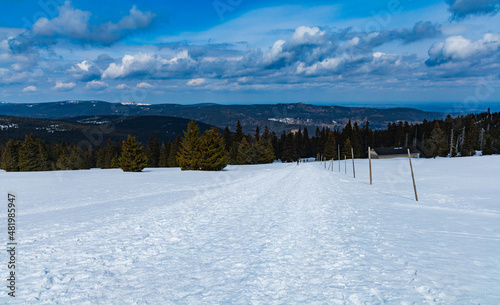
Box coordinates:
[462,119,479,156]
[119,135,147,172]
[104,139,120,168]
[295,128,306,158]
[342,138,353,159]
[177,121,201,170]
[262,126,272,143]
[482,134,497,155]
[223,126,232,152]
[56,148,69,170]
[96,147,106,169]
[18,135,41,171]
[236,138,253,165]
[255,127,260,142]
[423,122,447,158]
[159,141,171,167]
[83,145,96,169]
[67,146,84,170]
[233,120,244,143]
[38,141,51,171]
[0,140,20,171]
[323,132,338,160]
[352,122,363,158]
[362,121,374,155]
[146,133,161,167]
[168,136,181,167]
[255,141,276,163]
[198,128,228,171]
[281,132,297,162]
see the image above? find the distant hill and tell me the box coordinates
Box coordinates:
[0,101,443,132]
[0,115,216,146]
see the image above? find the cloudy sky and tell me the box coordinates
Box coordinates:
[1,0,500,105]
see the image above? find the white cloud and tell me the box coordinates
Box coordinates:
[32,2,155,44]
[116,83,128,89]
[53,81,76,91]
[69,60,102,81]
[136,82,153,88]
[22,85,37,92]
[102,51,193,79]
[426,33,500,66]
[85,80,108,90]
[186,78,206,86]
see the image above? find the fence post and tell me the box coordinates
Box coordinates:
[368,146,372,185]
[338,145,341,172]
[408,149,418,201]
[351,147,355,178]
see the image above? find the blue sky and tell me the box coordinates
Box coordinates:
[1,0,500,106]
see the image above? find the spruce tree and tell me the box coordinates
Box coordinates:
[223,126,232,152]
[236,138,253,165]
[254,140,275,164]
[423,122,447,158]
[198,128,228,171]
[38,141,51,171]
[168,136,181,167]
[342,138,353,159]
[462,119,479,156]
[281,132,297,162]
[104,139,120,168]
[1,140,20,172]
[56,149,69,170]
[18,135,41,171]
[159,141,171,167]
[233,120,244,143]
[67,146,84,170]
[255,127,260,142]
[177,121,201,170]
[323,132,338,160]
[119,135,147,172]
[146,133,160,167]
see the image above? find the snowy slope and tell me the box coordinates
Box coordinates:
[0,156,499,304]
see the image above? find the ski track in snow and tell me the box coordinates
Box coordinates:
[1,157,499,304]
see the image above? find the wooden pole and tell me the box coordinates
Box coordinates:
[338,145,341,173]
[368,146,372,185]
[344,155,346,175]
[351,147,355,178]
[449,128,453,157]
[331,159,334,172]
[408,149,418,201]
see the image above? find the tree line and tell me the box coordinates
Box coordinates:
[1,109,498,172]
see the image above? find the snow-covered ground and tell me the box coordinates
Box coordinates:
[1,155,499,304]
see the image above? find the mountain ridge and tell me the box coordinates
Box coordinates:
[0,101,444,133]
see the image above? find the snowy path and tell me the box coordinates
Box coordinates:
[1,158,500,304]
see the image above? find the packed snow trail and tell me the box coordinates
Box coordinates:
[1,158,499,304]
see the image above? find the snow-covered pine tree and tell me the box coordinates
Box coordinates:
[119,135,147,172]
